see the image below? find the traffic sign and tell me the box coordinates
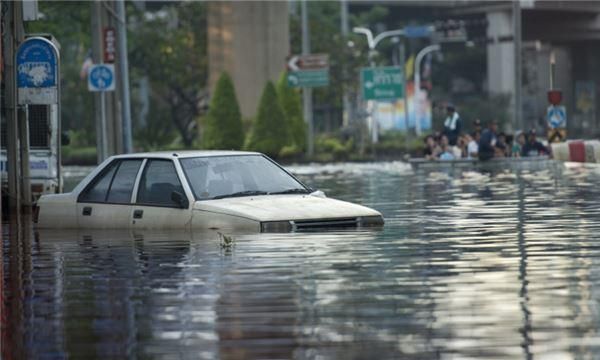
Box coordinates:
[404,25,432,38]
[547,105,567,129]
[361,67,404,100]
[88,64,115,92]
[287,54,328,71]
[287,69,329,88]
[16,37,59,104]
[103,27,116,63]
[287,53,329,88]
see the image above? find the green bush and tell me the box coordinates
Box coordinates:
[276,72,306,152]
[375,131,424,155]
[202,72,244,150]
[315,134,354,161]
[245,81,288,157]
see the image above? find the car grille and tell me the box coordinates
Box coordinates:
[292,217,358,231]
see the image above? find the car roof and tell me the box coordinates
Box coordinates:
[109,150,261,160]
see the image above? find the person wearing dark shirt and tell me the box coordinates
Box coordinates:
[521,130,548,157]
[478,121,498,161]
[423,135,440,160]
[443,104,462,146]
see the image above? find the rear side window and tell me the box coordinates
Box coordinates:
[79,160,142,204]
[106,160,143,203]
[136,160,184,207]
[79,162,119,203]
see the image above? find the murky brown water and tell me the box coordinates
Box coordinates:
[4,161,600,359]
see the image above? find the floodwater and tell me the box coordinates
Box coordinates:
[4,161,600,359]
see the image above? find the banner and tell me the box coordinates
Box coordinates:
[372,82,432,132]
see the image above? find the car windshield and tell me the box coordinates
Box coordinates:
[180,155,308,200]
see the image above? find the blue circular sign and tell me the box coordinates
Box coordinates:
[89,65,114,90]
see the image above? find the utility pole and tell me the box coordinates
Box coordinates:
[399,42,409,153]
[340,0,352,128]
[116,0,132,153]
[5,1,20,213]
[513,0,522,131]
[414,44,440,136]
[301,0,314,158]
[14,3,31,211]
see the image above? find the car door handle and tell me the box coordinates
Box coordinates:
[82,206,92,216]
[133,209,144,219]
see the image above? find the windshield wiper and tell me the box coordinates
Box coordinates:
[212,190,268,200]
[268,188,310,195]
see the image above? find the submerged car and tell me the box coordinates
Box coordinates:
[36,151,384,232]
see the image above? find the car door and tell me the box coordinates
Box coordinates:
[77,159,143,228]
[131,159,193,229]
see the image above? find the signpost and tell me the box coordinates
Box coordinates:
[16,37,59,105]
[287,54,329,88]
[88,64,115,92]
[361,67,404,101]
[88,63,115,160]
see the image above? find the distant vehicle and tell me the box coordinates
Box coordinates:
[1,104,63,201]
[36,151,384,232]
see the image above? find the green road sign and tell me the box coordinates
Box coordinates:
[361,67,404,100]
[287,69,329,88]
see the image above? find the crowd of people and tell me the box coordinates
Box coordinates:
[423,105,550,161]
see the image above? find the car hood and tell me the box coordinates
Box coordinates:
[193,194,381,222]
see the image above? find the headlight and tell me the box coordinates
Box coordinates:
[261,220,293,233]
[358,215,384,227]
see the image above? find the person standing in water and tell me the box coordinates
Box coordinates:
[478,121,498,161]
[443,104,462,146]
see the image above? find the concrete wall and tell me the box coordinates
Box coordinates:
[208,1,290,118]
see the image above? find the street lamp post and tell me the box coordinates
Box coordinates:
[414,44,440,136]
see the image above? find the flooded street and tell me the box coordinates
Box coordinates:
[5,161,600,359]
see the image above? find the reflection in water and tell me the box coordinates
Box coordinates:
[6,162,600,358]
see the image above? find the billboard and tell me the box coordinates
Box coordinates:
[372,82,432,132]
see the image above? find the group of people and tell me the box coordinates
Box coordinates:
[423,105,550,161]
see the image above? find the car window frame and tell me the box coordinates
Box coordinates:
[77,158,144,205]
[178,154,310,201]
[133,158,189,209]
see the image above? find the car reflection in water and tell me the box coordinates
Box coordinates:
[13,228,382,359]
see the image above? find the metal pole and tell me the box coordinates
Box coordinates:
[414,44,440,136]
[100,92,108,159]
[91,1,105,163]
[550,51,556,89]
[5,1,21,214]
[116,0,132,153]
[18,107,31,209]
[301,0,314,158]
[400,42,409,154]
[513,0,522,131]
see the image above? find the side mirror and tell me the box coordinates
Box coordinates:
[171,191,189,209]
[309,190,326,198]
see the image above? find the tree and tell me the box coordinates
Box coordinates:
[202,73,244,149]
[246,82,288,157]
[276,72,305,151]
[129,2,208,147]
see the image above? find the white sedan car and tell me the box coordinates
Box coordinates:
[36,151,384,232]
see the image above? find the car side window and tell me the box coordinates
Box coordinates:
[78,161,119,203]
[136,160,185,207]
[106,160,143,204]
[79,160,143,204]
